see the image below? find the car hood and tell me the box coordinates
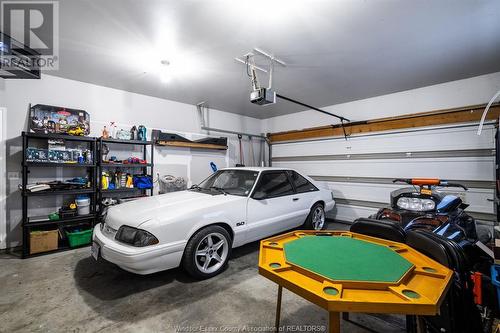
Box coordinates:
[105,190,242,229]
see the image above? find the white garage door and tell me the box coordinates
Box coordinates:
[271,123,496,225]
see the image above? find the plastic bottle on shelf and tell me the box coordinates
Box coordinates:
[130,126,138,140]
[138,125,147,141]
[102,126,109,139]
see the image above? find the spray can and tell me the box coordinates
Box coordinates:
[130,126,138,140]
[138,125,147,141]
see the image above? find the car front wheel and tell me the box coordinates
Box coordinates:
[304,203,326,230]
[182,225,232,279]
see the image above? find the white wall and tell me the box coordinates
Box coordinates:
[0,75,264,249]
[263,71,500,133]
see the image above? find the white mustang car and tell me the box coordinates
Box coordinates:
[92,167,335,278]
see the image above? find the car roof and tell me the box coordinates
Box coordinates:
[220,166,293,172]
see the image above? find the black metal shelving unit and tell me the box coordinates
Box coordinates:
[23,188,95,197]
[21,132,98,258]
[97,138,154,217]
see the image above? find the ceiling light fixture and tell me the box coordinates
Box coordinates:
[160,59,171,83]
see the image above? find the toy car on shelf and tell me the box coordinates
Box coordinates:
[67,126,85,136]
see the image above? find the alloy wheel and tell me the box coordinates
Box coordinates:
[195,232,229,274]
[312,206,325,230]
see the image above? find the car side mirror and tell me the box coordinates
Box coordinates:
[252,191,267,200]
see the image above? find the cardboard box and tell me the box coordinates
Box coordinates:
[29,230,59,254]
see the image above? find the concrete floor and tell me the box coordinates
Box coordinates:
[0,222,406,333]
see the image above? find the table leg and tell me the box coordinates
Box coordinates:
[275,285,283,330]
[415,316,426,333]
[329,311,341,333]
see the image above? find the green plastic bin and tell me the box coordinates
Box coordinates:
[66,228,92,247]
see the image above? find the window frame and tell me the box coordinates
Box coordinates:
[250,170,296,200]
[191,169,260,197]
[287,170,319,194]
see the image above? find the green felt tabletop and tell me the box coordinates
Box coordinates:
[284,236,413,283]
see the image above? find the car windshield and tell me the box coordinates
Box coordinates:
[192,170,259,197]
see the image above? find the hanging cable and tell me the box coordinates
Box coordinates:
[237,134,244,166]
[260,139,265,166]
[477,88,500,136]
[276,93,350,122]
[248,135,256,166]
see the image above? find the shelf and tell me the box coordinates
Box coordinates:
[156,140,227,150]
[24,243,91,259]
[22,129,99,258]
[23,188,95,197]
[23,131,96,142]
[96,137,154,222]
[99,163,152,168]
[101,138,152,145]
[25,213,96,227]
[101,188,151,197]
[24,162,96,167]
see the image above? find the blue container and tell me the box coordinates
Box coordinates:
[490,264,500,308]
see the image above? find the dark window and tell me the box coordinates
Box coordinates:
[289,171,318,193]
[253,172,294,198]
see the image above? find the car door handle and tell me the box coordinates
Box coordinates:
[292,198,299,201]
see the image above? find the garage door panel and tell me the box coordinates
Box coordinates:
[273,126,494,157]
[273,124,495,223]
[325,182,493,214]
[331,204,378,222]
[274,157,494,181]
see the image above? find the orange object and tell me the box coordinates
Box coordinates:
[411,178,440,186]
[102,126,109,139]
[472,272,482,304]
[420,188,433,195]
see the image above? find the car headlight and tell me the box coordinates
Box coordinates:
[115,225,159,247]
[397,197,435,211]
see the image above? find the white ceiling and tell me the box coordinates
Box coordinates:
[48,0,500,119]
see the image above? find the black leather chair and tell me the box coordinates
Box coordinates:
[346,218,409,331]
[406,230,482,333]
[350,218,406,243]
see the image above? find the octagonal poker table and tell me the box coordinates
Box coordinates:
[258,230,453,333]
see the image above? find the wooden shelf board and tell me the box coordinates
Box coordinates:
[156,140,227,150]
[268,103,500,143]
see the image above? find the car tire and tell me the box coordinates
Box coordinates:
[304,203,326,230]
[182,225,232,279]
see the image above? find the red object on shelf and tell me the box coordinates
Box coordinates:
[471,271,483,305]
